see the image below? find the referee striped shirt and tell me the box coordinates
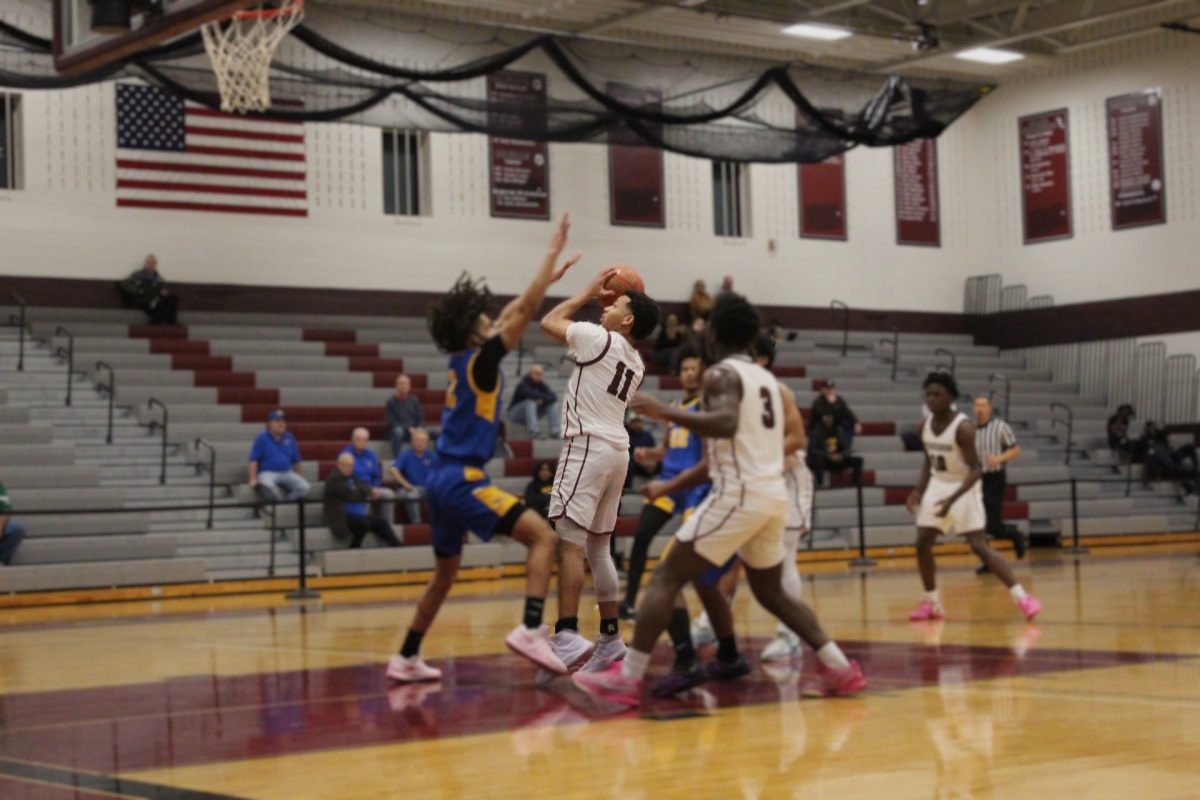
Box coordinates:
[976,416,1017,473]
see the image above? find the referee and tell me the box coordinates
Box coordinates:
[973,396,1026,574]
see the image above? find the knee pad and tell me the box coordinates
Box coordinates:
[556,517,588,547]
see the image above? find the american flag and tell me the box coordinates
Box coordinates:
[115,84,307,217]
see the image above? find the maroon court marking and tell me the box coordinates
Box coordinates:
[0,640,1187,775]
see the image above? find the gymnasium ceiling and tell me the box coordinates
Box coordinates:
[332,0,1200,77]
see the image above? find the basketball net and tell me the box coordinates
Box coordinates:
[200,1,304,114]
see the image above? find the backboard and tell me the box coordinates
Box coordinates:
[52,0,259,76]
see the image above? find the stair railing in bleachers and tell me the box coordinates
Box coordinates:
[988,373,1011,421]
[146,397,169,485]
[6,291,26,371]
[829,300,849,357]
[94,361,115,445]
[285,498,319,600]
[878,329,899,382]
[193,437,217,530]
[934,347,956,378]
[1050,402,1074,465]
[53,325,74,406]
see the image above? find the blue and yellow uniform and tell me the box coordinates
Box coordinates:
[427,337,524,557]
[647,397,710,518]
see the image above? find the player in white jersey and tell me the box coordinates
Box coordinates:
[538,267,660,677]
[907,372,1042,622]
[573,292,866,706]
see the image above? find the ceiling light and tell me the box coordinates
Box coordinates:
[955,47,1026,64]
[781,23,853,41]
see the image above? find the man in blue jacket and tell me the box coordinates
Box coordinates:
[340,427,395,525]
[508,364,560,439]
[248,410,311,502]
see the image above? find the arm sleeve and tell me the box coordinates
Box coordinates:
[385,398,399,428]
[248,435,263,463]
[565,322,609,364]
[841,399,858,424]
[291,439,302,464]
[1001,423,1018,449]
[470,335,509,394]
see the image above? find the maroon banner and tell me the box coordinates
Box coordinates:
[1107,89,1166,230]
[894,138,939,247]
[608,83,664,227]
[1019,109,1072,244]
[799,154,847,240]
[487,71,549,220]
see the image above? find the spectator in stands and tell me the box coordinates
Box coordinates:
[626,416,657,488]
[341,427,395,525]
[688,280,713,322]
[508,364,560,439]
[389,428,438,523]
[386,374,425,458]
[807,411,864,487]
[719,275,734,294]
[324,453,401,549]
[811,380,862,443]
[524,461,555,518]
[248,410,311,502]
[0,481,27,566]
[1107,404,1136,463]
[1137,421,1198,495]
[652,313,685,369]
[117,254,178,326]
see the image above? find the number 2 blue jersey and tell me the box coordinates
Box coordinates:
[436,346,504,466]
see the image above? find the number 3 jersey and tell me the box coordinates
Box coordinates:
[706,355,786,503]
[561,321,644,448]
[921,412,972,483]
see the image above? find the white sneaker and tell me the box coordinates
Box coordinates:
[534,628,594,686]
[385,654,442,683]
[507,624,570,675]
[691,611,716,647]
[760,628,802,662]
[579,633,627,673]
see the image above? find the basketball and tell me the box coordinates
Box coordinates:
[604,265,645,296]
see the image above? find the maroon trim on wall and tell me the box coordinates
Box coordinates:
[969,289,1200,349]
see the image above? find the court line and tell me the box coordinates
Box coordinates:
[0,757,248,800]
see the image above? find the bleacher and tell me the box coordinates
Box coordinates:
[1,303,1196,595]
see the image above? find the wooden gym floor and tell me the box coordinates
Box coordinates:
[0,543,1197,799]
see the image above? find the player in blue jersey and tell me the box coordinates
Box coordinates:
[387,214,580,683]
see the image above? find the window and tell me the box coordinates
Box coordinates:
[0,93,21,191]
[712,160,748,237]
[383,129,427,216]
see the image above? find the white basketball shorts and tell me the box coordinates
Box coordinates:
[675,488,787,570]
[548,435,628,535]
[916,478,986,536]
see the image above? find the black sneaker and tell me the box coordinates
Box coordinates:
[706,654,752,682]
[618,601,637,621]
[652,659,707,698]
[976,563,992,575]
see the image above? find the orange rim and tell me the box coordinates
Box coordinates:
[232,0,303,20]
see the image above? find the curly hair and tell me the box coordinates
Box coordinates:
[428,272,493,354]
[625,290,661,340]
[923,370,959,398]
[709,291,762,352]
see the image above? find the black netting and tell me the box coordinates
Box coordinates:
[0,3,991,163]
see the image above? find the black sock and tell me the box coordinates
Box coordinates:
[600,617,618,638]
[668,609,697,666]
[717,635,740,663]
[400,629,424,658]
[523,597,545,630]
[554,615,578,634]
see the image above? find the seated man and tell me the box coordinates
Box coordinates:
[386,374,425,458]
[389,428,438,524]
[340,427,395,524]
[811,380,862,445]
[1108,404,1136,464]
[1138,421,1198,494]
[248,410,311,502]
[324,454,401,549]
[117,254,179,326]
[524,461,555,518]
[0,480,27,566]
[807,412,864,487]
[508,364,561,439]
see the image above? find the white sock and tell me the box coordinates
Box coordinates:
[1010,584,1028,602]
[621,648,651,680]
[817,642,851,670]
[924,590,941,606]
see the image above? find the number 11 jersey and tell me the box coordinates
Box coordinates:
[561,321,644,448]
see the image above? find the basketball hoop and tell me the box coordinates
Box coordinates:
[200,0,304,114]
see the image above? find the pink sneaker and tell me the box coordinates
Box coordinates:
[1017,595,1042,622]
[817,660,868,697]
[385,654,442,683]
[506,624,568,675]
[571,661,644,707]
[908,600,946,621]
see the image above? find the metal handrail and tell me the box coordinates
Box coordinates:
[194,437,217,529]
[94,361,115,445]
[878,328,899,382]
[1050,402,1074,465]
[53,325,74,406]
[988,373,1011,421]
[286,498,320,600]
[7,291,26,371]
[934,347,956,378]
[830,300,850,357]
[146,397,169,485]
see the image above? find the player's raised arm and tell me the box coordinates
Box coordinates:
[633,364,741,439]
[780,383,806,456]
[538,267,618,343]
[495,213,581,352]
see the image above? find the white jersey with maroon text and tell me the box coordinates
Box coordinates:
[705,355,787,502]
[922,412,973,483]
[560,321,644,449]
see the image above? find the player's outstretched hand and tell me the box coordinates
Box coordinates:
[631,393,666,420]
[905,490,921,516]
[641,480,668,500]
[548,212,571,255]
[552,253,582,284]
